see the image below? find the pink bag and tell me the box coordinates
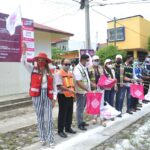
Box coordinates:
[86,92,102,115]
[130,84,144,100]
[97,75,117,89]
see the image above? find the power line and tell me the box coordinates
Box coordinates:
[43,6,80,24]
[91,8,148,39]
[42,0,78,6]
[91,0,150,6]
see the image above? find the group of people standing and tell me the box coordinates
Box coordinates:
[21,43,150,148]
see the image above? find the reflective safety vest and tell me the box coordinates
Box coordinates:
[74,64,90,94]
[29,72,53,100]
[88,65,103,83]
[59,69,75,97]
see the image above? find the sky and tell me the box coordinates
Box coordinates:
[0,0,150,44]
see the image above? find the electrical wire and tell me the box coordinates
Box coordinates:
[91,0,150,6]
[91,8,148,39]
[43,6,80,24]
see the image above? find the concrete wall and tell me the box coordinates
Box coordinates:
[0,62,30,96]
[0,30,52,96]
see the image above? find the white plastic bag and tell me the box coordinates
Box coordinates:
[100,102,121,120]
[145,84,150,100]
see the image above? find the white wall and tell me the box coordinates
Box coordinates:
[0,62,30,96]
[0,30,52,96]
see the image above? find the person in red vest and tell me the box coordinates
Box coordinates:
[21,43,56,147]
[55,58,76,138]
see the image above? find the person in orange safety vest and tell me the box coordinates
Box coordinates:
[55,58,77,138]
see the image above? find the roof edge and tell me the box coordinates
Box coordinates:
[34,23,74,36]
[107,15,144,23]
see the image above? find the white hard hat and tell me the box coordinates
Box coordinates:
[104,59,111,65]
[92,55,99,60]
[116,54,123,59]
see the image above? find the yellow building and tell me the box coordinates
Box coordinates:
[107,15,150,59]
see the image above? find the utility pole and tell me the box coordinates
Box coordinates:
[74,0,91,49]
[114,17,117,47]
[85,0,91,49]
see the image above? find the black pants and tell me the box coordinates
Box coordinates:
[143,81,149,95]
[57,93,74,132]
[131,97,138,109]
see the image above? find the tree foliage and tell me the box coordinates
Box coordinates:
[96,45,126,64]
[51,47,65,60]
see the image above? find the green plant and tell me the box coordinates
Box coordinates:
[51,47,65,60]
[96,45,126,64]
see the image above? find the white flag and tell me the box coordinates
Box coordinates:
[6,6,22,36]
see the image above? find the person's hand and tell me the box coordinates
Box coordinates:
[93,83,97,89]
[131,79,135,83]
[22,42,27,55]
[52,100,56,108]
[68,89,75,94]
[136,79,143,83]
[115,86,118,92]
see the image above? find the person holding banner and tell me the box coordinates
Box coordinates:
[55,58,76,138]
[131,61,143,111]
[103,59,117,107]
[21,43,56,147]
[88,55,106,126]
[73,54,91,131]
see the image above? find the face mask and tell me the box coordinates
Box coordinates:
[107,64,113,69]
[63,65,70,71]
[116,60,122,65]
[129,61,133,65]
[145,58,150,62]
[93,61,99,66]
[38,61,46,68]
[86,61,90,67]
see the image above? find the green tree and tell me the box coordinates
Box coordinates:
[96,45,126,64]
[148,37,150,52]
[51,47,65,60]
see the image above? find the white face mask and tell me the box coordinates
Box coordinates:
[86,61,90,67]
[145,58,150,62]
[107,64,113,69]
[63,65,70,71]
[93,61,99,66]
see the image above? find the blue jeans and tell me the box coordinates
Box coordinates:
[104,88,115,107]
[116,86,132,112]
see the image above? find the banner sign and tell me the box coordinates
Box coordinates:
[79,49,95,58]
[0,13,21,62]
[0,12,34,62]
[22,18,35,61]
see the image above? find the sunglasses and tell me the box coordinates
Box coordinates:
[94,59,99,62]
[64,64,71,66]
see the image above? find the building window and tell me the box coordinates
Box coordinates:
[107,27,125,42]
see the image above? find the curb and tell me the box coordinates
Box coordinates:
[23,102,150,150]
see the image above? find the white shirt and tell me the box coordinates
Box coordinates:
[73,63,91,94]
